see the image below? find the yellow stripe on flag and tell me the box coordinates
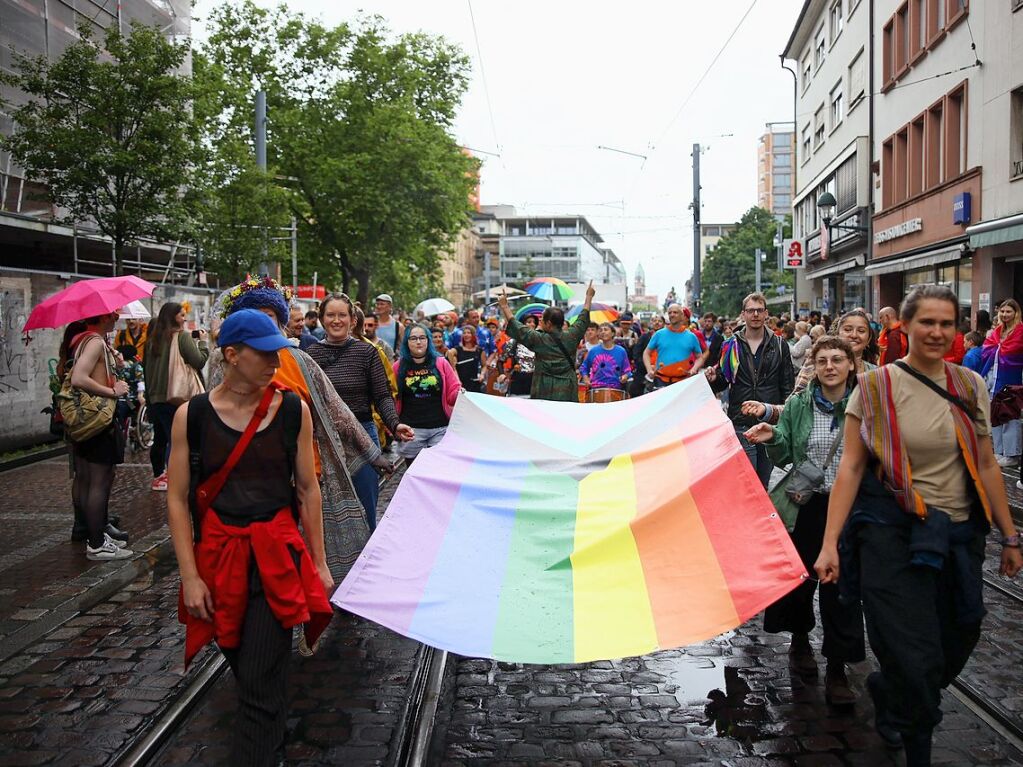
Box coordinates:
[571,454,657,661]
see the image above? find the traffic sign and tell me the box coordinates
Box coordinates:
[783,239,804,269]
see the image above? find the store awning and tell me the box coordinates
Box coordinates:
[864,246,962,276]
[806,256,864,279]
[968,213,1023,249]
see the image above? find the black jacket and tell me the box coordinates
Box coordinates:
[715,330,794,429]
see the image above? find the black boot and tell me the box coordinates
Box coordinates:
[902,730,932,767]
[866,672,903,748]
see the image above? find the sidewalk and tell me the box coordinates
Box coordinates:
[0,453,171,666]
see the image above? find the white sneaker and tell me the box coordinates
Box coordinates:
[997,455,1017,468]
[1016,480,1022,491]
[86,534,134,561]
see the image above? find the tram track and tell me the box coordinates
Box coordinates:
[947,567,1023,754]
[111,457,449,767]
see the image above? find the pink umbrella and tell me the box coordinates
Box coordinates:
[23,276,157,331]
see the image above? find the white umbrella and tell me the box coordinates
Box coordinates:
[118,300,152,320]
[414,297,456,317]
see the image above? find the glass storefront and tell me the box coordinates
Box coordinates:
[842,271,867,311]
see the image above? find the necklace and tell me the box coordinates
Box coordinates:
[222,382,258,396]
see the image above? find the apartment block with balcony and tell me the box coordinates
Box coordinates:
[757,123,796,218]
[868,0,1023,319]
[783,0,872,315]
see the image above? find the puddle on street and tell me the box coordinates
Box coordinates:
[646,650,772,743]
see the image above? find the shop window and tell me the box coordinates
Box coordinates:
[957,259,972,308]
[937,265,956,289]
[906,266,936,288]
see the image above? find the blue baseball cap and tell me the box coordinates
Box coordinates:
[218,309,291,352]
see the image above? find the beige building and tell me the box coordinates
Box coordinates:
[440,226,481,309]
[699,223,737,267]
[757,123,796,218]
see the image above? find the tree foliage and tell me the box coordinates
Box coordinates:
[701,207,793,318]
[0,22,194,274]
[198,2,479,305]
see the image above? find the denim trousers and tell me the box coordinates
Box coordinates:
[354,420,382,530]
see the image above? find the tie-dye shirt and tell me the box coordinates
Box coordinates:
[581,344,632,390]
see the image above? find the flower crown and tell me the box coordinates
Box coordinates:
[219,275,294,318]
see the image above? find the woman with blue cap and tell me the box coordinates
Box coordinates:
[167,308,334,766]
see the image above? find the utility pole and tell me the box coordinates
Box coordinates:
[290,217,298,294]
[255,91,269,274]
[691,143,701,314]
[755,248,763,294]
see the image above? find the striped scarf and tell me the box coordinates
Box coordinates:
[856,364,991,522]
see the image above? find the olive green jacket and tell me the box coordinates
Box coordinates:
[506,309,590,402]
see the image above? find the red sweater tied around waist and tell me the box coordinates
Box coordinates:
[179,508,333,669]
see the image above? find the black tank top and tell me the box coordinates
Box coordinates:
[455,346,483,391]
[200,399,294,523]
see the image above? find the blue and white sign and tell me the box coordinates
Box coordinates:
[953,192,972,225]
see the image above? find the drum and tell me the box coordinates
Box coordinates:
[588,388,626,404]
[577,383,589,403]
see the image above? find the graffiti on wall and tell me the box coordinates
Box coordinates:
[0,279,39,397]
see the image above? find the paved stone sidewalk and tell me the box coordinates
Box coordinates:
[435,613,1023,766]
[0,453,169,659]
[0,557,214,766]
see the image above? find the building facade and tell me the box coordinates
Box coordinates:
[699,223,738,267]
[1,0,195,280]
[757,123,797,217]
[784,0,872,316]
[870,0,1022,320]
[439,226,481,309]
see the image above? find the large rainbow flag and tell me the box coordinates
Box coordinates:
[333,377,806,663]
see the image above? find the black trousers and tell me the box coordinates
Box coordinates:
[220,563,293,767]
[858,522,984,735]
[763,493,866,663]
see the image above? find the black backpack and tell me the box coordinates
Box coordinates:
[186,390,303,542]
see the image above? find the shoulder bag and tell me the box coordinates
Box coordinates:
[166,332,205,406]
[56,334,116,443]
[784,424,844,505]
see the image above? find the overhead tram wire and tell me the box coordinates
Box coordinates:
[621,0,760,202]
[466,0,503,167]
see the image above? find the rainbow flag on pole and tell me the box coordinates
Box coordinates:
[333,377,806,663]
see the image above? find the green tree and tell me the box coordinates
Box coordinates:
[701,207,793,317]
[0,22,194,274]
[199,2,479,305]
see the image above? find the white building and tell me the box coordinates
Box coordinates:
[870,0,1023,318]
[783,0,872,315]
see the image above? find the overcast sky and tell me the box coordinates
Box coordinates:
[193,0,803,300]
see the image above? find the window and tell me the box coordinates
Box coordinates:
[928,0,945,42]
[775,153,792,168]
[848,49,866,107]
[926,100,944,187]
[894,128,909,203]
[882,19,895,85]
[829,0,844,40]
[835,154,858,212]
[802,50,813,90]
[830,82,845,128]
[802,124,811,161]
[909,115,925,197]
[895,2,909,75]
[882,138,895,208]
[814,25,827,69]
[1011,86,1023,180]
[909,0,926,60]
[774,174,792,189]
[947,0,968,29]
[775,194,792,209]
[945,84,966,178]
[814,105,826,148]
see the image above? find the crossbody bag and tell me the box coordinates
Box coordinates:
[784,423,844,505]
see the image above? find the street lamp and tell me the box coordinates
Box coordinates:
[817,191,869,237]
